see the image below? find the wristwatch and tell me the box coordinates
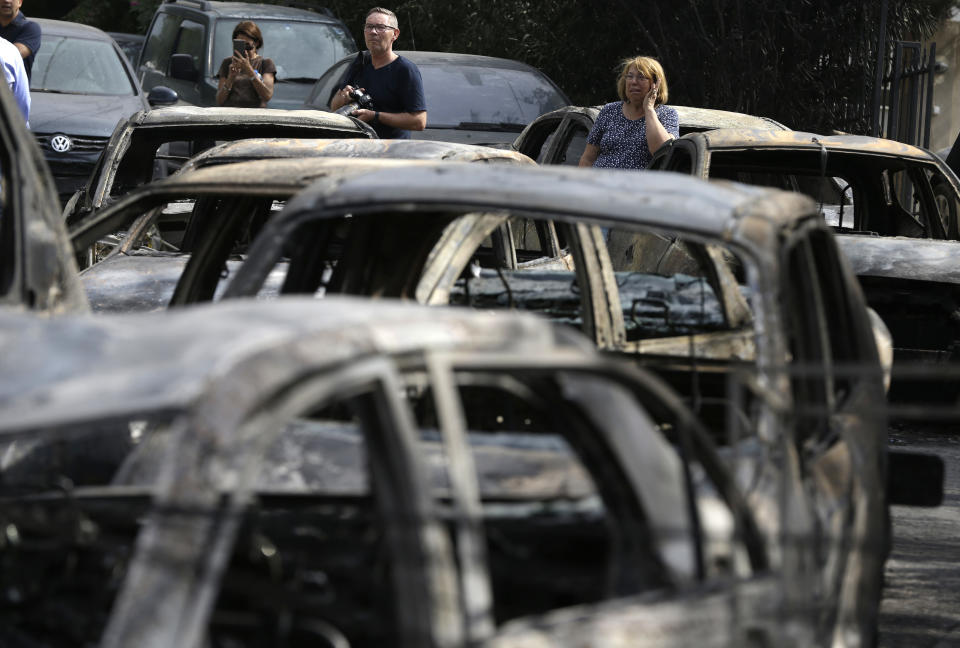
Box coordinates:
[373,111,380,124]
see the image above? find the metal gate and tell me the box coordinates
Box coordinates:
[871,2,938,148]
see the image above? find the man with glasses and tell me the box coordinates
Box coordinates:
[330,7,426,138]
[0,0,41,81]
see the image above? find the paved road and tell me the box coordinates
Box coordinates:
[879,429,960,647]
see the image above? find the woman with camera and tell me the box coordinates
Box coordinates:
[579,56,678,170]
[216,21,275,107]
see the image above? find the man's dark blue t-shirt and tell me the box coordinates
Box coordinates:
[0,12,41,81]
[349,55,426,139]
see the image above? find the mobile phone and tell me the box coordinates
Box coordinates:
[233,39,251,54]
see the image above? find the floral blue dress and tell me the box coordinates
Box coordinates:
[587,102,680,170]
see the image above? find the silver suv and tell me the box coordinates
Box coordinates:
[138,0,356,109]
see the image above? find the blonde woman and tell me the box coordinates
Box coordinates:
[579,56,678,169]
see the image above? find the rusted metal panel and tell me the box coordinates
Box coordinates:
[700,128,933,158]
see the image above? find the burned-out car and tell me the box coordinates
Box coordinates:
[837,234,960,411]
[62,106,376,229]
[197,161,914,646]
[646,128,960,405]
[178,136,540,173]
[70,149,534,312]
[648,129,960,240]
[512,104,788,165]
[0,297,796,646]
[0,74,87,313]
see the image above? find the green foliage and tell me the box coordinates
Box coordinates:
[35,0,959,132]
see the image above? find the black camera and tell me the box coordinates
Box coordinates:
[334,87,374,115]
[232,39,252,54]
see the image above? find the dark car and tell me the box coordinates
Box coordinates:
[107,31,145,65]
[29,19,159,203]
[305,51,571,147]
[137,0,356,110]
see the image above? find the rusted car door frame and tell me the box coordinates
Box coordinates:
[0,82,87,313]
[513,108,598,165]
[101,356,462,648]
[431,351,792,646]
[777,219,888,647]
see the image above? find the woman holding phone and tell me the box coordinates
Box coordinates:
[579,56,678,170]
[216,21,276,107]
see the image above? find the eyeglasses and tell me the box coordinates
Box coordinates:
[364,23,396,33]
[625,73,649,82]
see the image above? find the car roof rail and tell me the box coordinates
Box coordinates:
[273,1,334,17]
[164,0,213,9]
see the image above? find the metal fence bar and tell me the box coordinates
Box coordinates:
[924,42,937,148]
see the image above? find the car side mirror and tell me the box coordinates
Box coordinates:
[169,54,199,83]
[887,450,944,507]
[147,85,179,107]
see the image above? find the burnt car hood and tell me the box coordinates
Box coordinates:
[837,235,960,284]
[29,92,147,135]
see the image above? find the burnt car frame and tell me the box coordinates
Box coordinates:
[648,129,960,240]
[195,161,903,645]
[2,297,790,647]
[62,106,376,229]
[0,74,87,313]
[647,128,960,406]
[70,147,535,313]
[512,104,789,165]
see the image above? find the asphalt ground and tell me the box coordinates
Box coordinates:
[879,428,960,647]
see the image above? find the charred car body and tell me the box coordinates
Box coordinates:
[62,106,376,230]
[0,76,87,313]
[70,147,535,312]
[512,104,789,165]
[97,159,914,646]
[0,297,797,647]
[647,128,960,406]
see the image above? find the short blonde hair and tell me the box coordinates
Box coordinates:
[616,56,669,105]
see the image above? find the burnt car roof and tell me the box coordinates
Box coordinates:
[272,159,819,244]
[0,297,560,431]
[694,128,935,157]
[124,106,366,130]
[182,137,537,170]
[526,105,788,132]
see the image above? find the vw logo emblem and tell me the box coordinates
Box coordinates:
[50,134,73,153]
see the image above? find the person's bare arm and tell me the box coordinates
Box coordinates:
[352,109,427,131]
[579,142,600,167]
[643,83,674,154]
[14,43,31,59]
[251,71,274,103]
